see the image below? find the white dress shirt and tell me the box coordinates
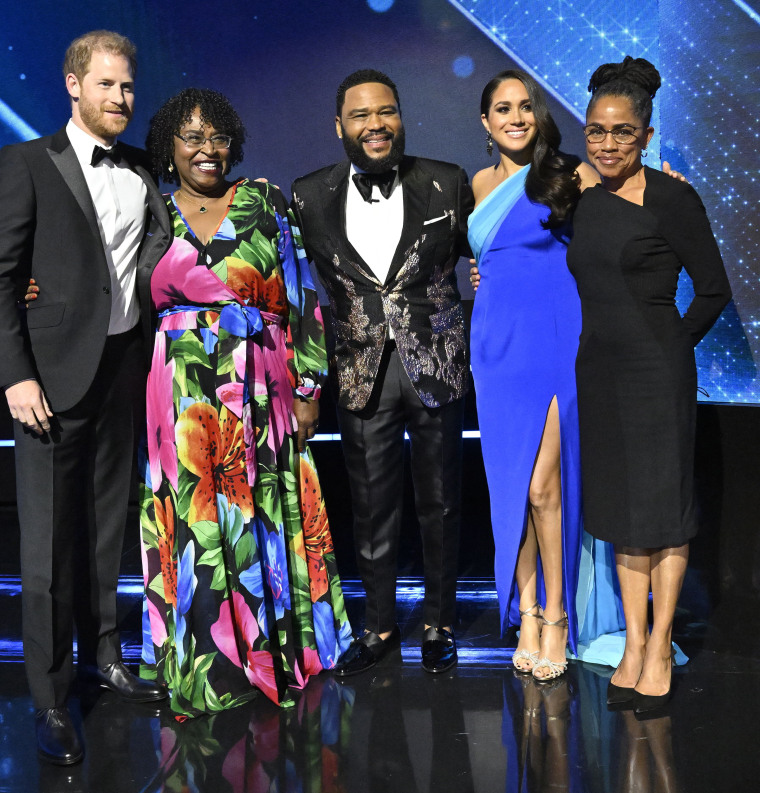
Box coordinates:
[345,164,403,286]
[66,119,147,335]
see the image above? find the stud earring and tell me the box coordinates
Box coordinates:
[486,131,493,157]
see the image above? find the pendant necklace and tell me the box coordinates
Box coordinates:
[177,190,211,213]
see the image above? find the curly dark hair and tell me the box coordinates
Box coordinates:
[336,69,400,117]
[587,56,661,125]
[481,70,581,230]
[146,88,246,184]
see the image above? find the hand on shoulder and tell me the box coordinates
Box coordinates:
[576,162,601,191]
[662,161,689,184]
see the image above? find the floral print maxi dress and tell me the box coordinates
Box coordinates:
[140,179,352,716]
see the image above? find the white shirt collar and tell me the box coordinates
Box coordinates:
[350,163,399,175]
[66,119,118,166]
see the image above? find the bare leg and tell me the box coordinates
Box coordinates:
[636,544,688,697]
[513,517,541,670]
[529,398,566,679]
[611,547,652,689]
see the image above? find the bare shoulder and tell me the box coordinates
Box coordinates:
[575,162,600,191]
[472,166,497,205]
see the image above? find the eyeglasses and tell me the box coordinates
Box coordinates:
[583,125,642,144]
[175,133,233,150]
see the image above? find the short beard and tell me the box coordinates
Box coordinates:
[78,96,131,141]
[340,124,405,173]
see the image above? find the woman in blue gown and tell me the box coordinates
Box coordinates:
[468,70,625,680]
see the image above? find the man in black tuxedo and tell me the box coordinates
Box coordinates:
[0,31,170,765]
[291,70,473,676]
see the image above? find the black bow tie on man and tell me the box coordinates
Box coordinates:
[91,144,122,167]
[352,170,396,203]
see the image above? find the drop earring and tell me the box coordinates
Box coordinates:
[168,162,174,173]
[486,131,493,157]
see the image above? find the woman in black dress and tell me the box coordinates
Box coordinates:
[567,57,731,714]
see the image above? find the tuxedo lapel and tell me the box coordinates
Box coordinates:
[386,157,432,284]
[46,128,101,243]
[134,161,171,241]
[326,162,380,285]
[134,162,171,284]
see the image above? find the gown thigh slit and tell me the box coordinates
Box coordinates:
[468,169,624,660]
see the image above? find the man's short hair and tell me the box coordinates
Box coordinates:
[63,30,137,82]
[336,69,400,116]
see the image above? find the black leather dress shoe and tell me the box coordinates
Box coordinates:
[421,627,457,673]
[334,626,401,677]
[96,662,168,702]
[35,707,84,766]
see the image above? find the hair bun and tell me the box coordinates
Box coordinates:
[588,56,661,98]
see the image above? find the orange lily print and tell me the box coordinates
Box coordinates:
[299,456,332,603]
[225,258,288,317]
[177,403,254,525]
[155,494,177,608]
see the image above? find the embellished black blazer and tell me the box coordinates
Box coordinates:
[291,156,473,411]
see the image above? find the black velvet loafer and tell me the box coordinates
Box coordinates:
[35,707,84,766]
[334,626,401,677]
[421,627,457,674]
[96,662,168,702]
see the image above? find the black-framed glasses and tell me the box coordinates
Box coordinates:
[583,125,643,144]
[175,133,233,150]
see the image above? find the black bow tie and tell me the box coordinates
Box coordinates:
[352,170,396,203]
[91,144,122,167]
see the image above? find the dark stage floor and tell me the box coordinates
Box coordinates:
[2,540,760,792]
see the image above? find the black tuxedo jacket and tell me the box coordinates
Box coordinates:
[292,156,474,411]
[0,126,171,411]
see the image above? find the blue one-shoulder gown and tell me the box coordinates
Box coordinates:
[469,170,628,660]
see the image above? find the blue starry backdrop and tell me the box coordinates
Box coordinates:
[1,0,758,402]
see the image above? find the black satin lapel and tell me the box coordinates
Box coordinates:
[386,160,432,284]
[135,163,172,240]
[46,145,101,239]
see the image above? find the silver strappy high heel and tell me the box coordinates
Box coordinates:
[532,612,568,682]
[512,601,543,673]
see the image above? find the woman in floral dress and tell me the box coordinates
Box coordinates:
[139,88,351,716]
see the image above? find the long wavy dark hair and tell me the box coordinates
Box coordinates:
[481,70,581,229]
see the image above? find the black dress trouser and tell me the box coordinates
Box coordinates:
[337,342,463,634]
[15,328,143,708]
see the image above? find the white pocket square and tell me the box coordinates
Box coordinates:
[423,214,448,225]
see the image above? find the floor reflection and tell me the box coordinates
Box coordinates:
[1,578,755,792]
[146,675,354,793]
[499,666,683,793]
[613,711,680,793]
[360,658,475,793]
[503,674,573,792]
[8,655,746,793]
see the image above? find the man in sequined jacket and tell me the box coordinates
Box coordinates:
[291,69,473,677]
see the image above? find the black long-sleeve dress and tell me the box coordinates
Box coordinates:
[567,166,731,547]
